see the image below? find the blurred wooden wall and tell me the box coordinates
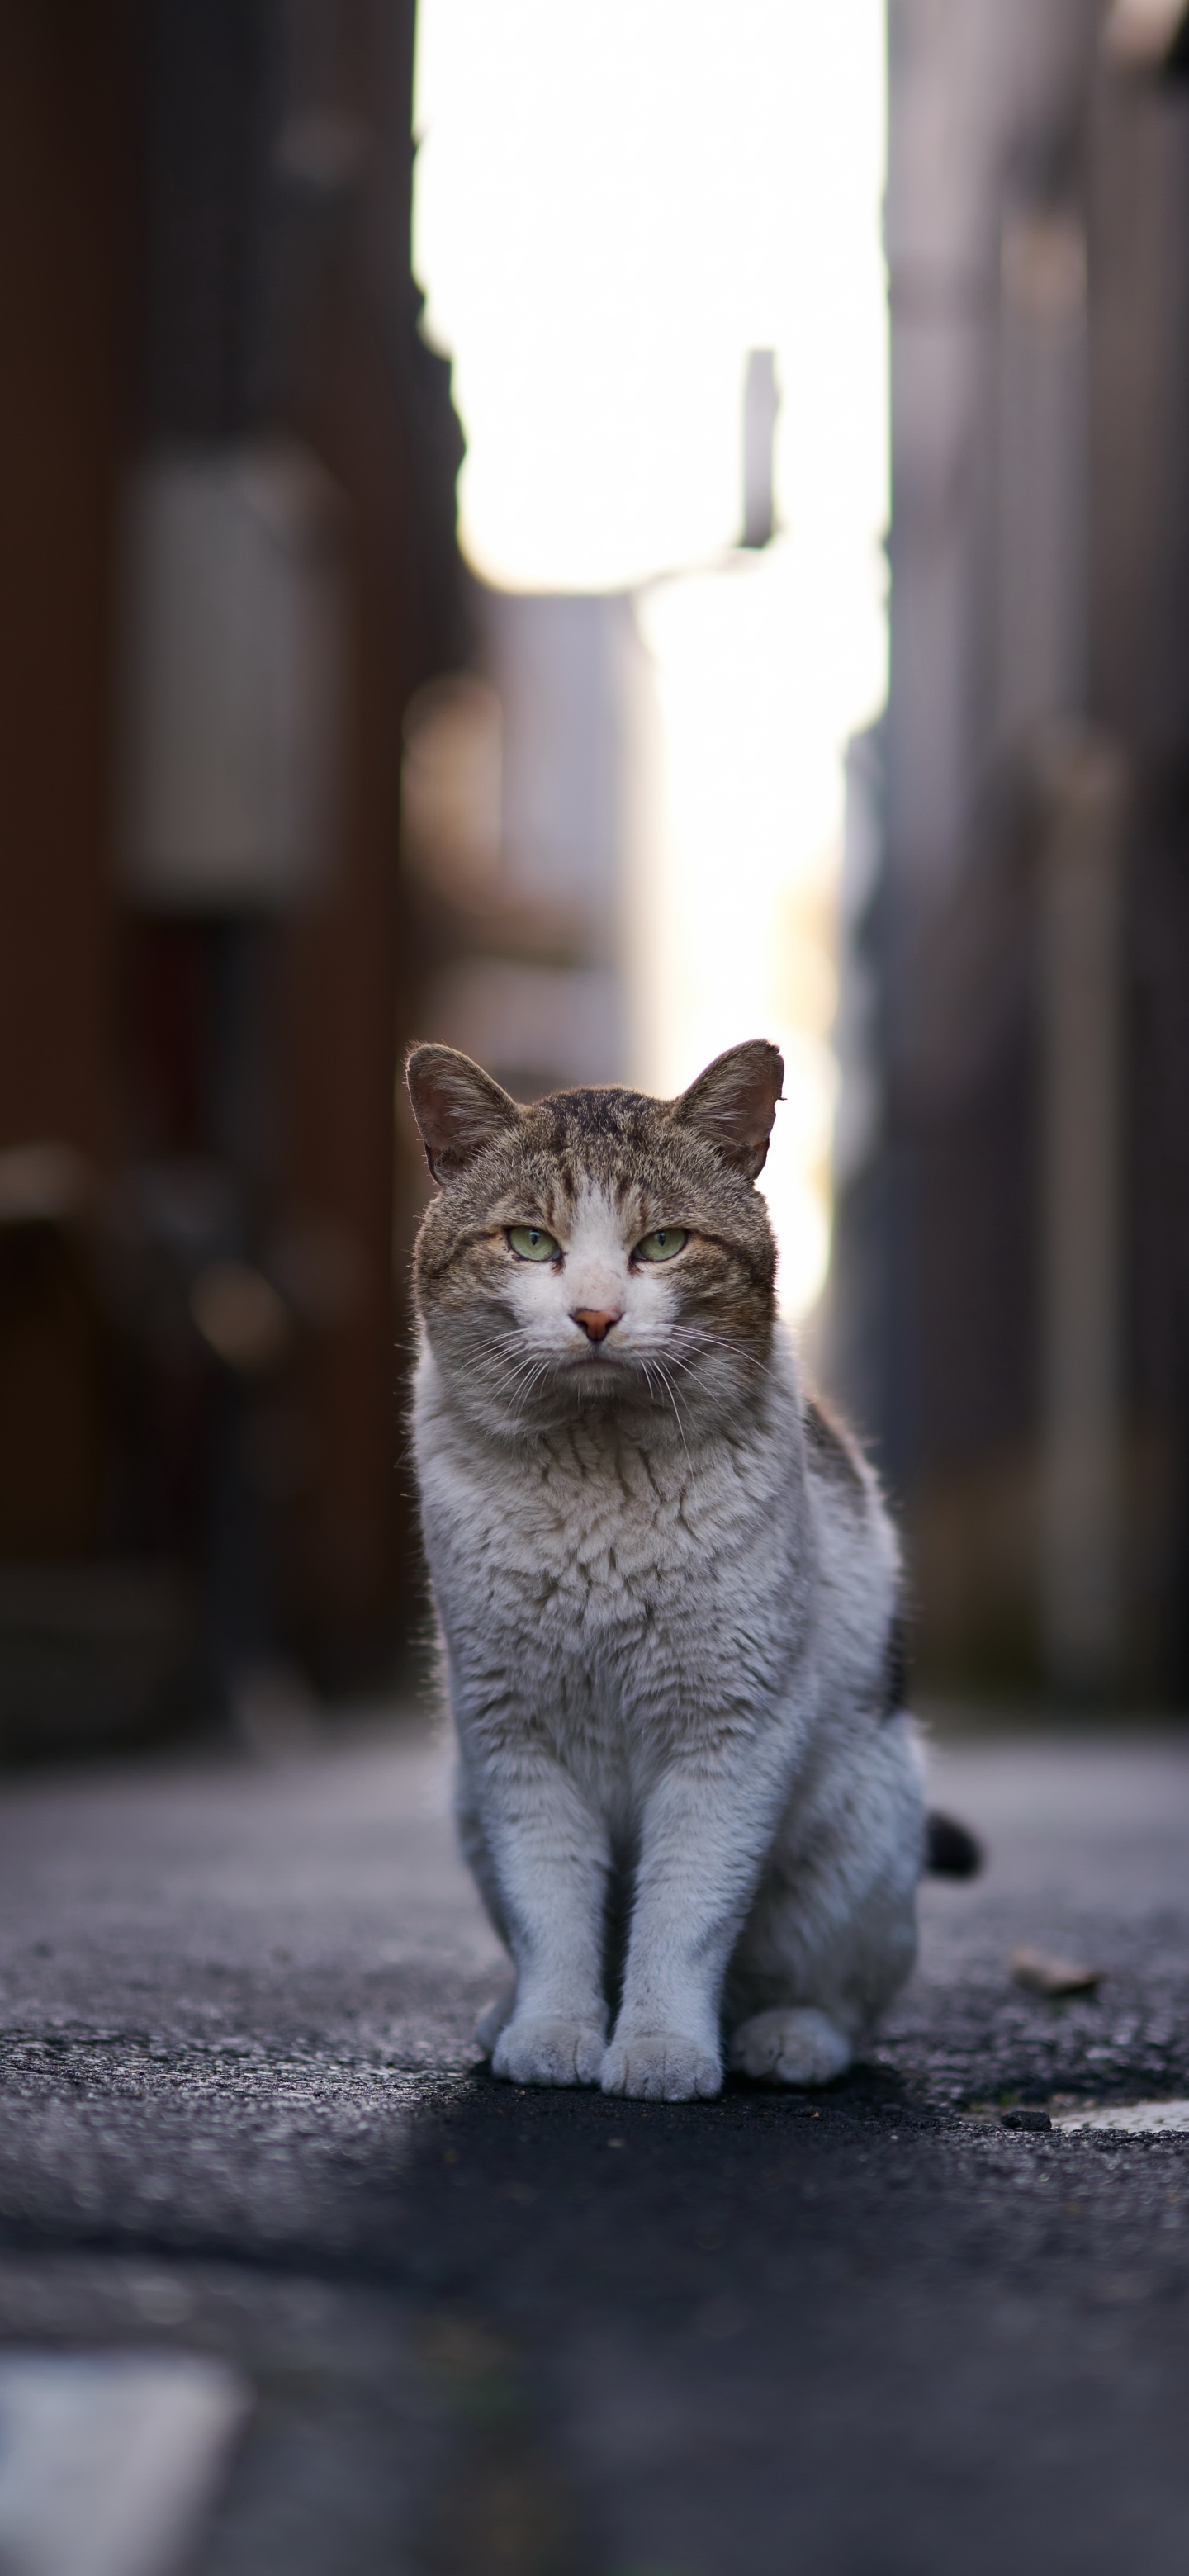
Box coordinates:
[0,0,467,1735]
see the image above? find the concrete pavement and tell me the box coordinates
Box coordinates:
[0,1718,1187,2574]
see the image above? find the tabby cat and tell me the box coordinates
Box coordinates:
[406,1039,955,2103]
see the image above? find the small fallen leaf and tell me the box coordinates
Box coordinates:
[1011,1945,1102,1998]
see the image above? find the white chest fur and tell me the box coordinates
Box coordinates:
[413,1338,812,1702]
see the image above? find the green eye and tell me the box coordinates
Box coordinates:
[637,1227,689,1263]
[508,1224,557,1262]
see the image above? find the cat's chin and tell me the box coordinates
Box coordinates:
[559,1355,675,1409]
[480,1354,693,1434]
[560,1349,637,1383]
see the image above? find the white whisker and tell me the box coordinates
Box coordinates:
[643,1354,692,1468]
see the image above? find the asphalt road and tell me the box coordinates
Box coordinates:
[0,1717,1187,2575]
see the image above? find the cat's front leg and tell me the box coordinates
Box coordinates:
[467,1748,611,2088]
[603,1736,789,2103]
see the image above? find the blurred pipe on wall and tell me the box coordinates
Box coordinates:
[117,442,350,1716]
[741,348,779,553]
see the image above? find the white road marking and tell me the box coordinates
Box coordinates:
[1053,2099,1189,2133]
[0,2351,249,2576]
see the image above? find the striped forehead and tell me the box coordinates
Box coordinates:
[533,1170,646,1242]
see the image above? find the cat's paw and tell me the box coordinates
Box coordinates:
[491,2015,605,2088]
[600,2032,722,2103]
[728,2006,851,2087]
[474,1989,515,2054]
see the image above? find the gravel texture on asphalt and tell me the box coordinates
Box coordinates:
[0,1720,1187,2575]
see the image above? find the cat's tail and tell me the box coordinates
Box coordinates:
[923,1811,983,1878]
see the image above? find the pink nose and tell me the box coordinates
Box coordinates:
[571,1308,621,1344]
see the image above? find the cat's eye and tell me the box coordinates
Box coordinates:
[636,1227,688,1263]
[507,1224,557,1262]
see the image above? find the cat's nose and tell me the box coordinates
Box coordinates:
[571,1307,621,1344]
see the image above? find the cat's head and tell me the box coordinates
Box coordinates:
[406,1040,783,1438]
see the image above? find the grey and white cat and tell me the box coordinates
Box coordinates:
[406,1039,953,2104]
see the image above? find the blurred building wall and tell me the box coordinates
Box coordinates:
[831,0,1189,1700]
[405,588,637,1106]
[0,0,467,1747]
[0,4,124,1169]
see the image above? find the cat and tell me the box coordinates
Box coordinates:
[405,1037,974,2104]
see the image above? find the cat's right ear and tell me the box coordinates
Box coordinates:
[405,1044,523,1185]
[671,1039,784,1180]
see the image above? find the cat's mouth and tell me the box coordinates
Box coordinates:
[547,1336,643,1382]
[507,1336,672,1397]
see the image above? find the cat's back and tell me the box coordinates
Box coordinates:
[801,1387,899,1701]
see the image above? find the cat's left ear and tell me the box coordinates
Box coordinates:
[671,1040,784,1180]
[405,1044,523,1184]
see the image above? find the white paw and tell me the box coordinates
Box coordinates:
[491,2015,605,2088]
[474,1990,514,2053]
[600,2032,722,2103]
[728,2007,851,2088]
